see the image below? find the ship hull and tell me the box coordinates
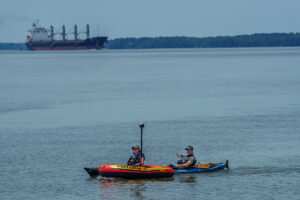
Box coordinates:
[25,36,107,50]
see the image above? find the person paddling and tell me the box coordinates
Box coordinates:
[169,145,197,169]
[127,145,145,166]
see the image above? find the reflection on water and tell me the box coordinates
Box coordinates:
[98,177,174,199]
[97,175,199,199]
[176,174,197,183]
[98,177,175,186]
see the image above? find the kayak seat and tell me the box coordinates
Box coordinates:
[197,163,208,168]
[197,163,218,168]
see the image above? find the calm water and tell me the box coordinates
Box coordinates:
[0,48,300,200]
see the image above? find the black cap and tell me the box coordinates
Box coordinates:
[185,145,193,150]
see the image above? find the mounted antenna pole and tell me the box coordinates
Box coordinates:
[74,25,77,40]
[86,24,90,39]
[139,123,145,154]
[62,25,66,40]
[50,25,54,41]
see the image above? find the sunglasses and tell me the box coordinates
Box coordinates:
[132,148,139,150]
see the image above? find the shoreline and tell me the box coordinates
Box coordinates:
[1,32,300,50]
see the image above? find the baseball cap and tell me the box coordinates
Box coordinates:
[132,145,140,149]
[185,145,193,150]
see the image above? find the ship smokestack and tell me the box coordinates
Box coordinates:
[86,24,89,39]
[74,25,77,40]
[62,25,66,40]
[50,25,54,41]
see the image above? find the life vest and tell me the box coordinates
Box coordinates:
[127,152,145,165]
[188,155,197,167]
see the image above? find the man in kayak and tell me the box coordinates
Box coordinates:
[127,145,145,166]
[169,145,197,169]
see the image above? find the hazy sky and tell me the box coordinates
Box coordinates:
[0,0,299,42]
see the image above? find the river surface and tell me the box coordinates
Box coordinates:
[0,48,300,200]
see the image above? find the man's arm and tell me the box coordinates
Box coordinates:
[140,156,144,165]
[135,156,145,166]
[176,153,183,158]
[177,160,192,169]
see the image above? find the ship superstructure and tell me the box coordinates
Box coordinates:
[25,22,107,50]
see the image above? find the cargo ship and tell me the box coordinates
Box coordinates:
[25,22,108,50]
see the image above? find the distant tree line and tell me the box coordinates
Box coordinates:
[1,33,300,50]
[106,33,300,49]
